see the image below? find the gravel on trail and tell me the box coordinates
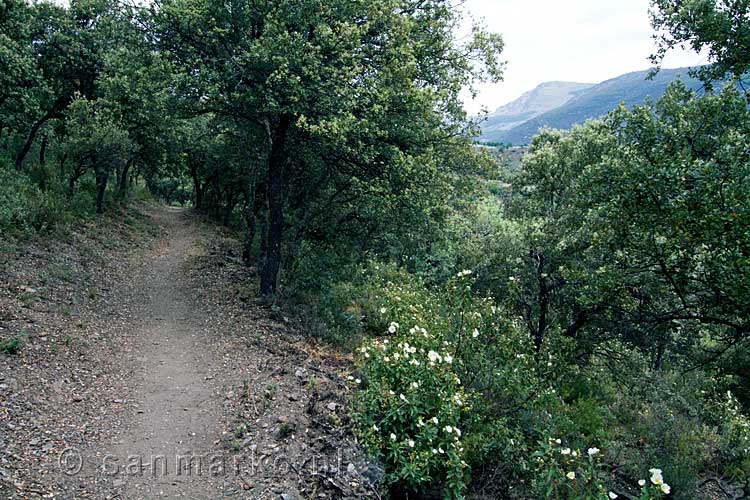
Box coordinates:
[0,204,379,499]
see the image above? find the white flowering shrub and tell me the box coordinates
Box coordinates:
[532,440,613,500]
[353,271,547,498]
[633,468,672,499]
[349,267,750,499]
[532,441,671,500]
[355,328,469,497]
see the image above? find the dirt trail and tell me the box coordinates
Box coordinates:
[108,206,226,498]
[1,204,376,500]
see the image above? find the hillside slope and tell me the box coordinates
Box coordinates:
[480,81,594,136]
[480,67,703,145]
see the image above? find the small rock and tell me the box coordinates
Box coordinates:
[294,369,305,378]
[280,490,303,500]
[347,463,356,474]
[326,402,337,412]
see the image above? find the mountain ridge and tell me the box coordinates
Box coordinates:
[479,67,703,145]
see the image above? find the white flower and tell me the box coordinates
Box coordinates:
[444,354,453,364]
[638,479,646,487]
[566,471,575,480]
[555,438,562,444]
[432,448,438,454]
[390,433,396,441]
[388,323,397,334]
[660,483,671,494]
[411,382,419,389]
[587,447,599,456]
[379,307,387,314]
[455,427,461,437]
[347,376,354,381]
[373,424,379,432]
[571,451,578,457]
[444,425,453,434]
[649,468,664,485]
[431,417,439,424]
[608,492,618,499]
[561,448,571,455]
[407,439,415,448]
[472,328,479,338]
[355,379,361,384]
[399,394,408,403]
[428,350,442,363]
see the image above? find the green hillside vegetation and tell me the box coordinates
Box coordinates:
[0,0,749,499]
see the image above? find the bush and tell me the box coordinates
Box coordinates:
[353,271,552,497]
[0,158,99,239]
[0,333,26,355]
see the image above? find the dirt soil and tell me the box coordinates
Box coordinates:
[0,204,380,500]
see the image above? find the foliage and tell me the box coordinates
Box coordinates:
[650,0,750,86]
[0,158,87,237]
[0,333,26,355]
[353,271,533,497]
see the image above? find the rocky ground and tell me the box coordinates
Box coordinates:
[0,203,379,500]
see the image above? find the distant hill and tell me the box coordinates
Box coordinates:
[480,81,595,136]
[479,67,704,145]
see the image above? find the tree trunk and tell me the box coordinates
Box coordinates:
[242,173,258,265]
[16,115,49,170]
[118,158,132,196]
[58,152,67,180]
[259,198,268,265]
[69,160,85,192]
[223,188,237,226]
[189,161,205,210]
[39,134,48,166]
[242,204,256,265]
[15,103,61,170]
[95,167,108,214]
[260,115,291,296]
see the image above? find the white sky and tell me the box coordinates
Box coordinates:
[460,0,708,114]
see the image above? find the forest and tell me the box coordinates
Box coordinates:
[1,0,749,499]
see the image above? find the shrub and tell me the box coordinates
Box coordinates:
[0,334,26,355]
[0,158,97,239]
[353,271,551,498]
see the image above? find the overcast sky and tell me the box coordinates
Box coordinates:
[460,0,708,114]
